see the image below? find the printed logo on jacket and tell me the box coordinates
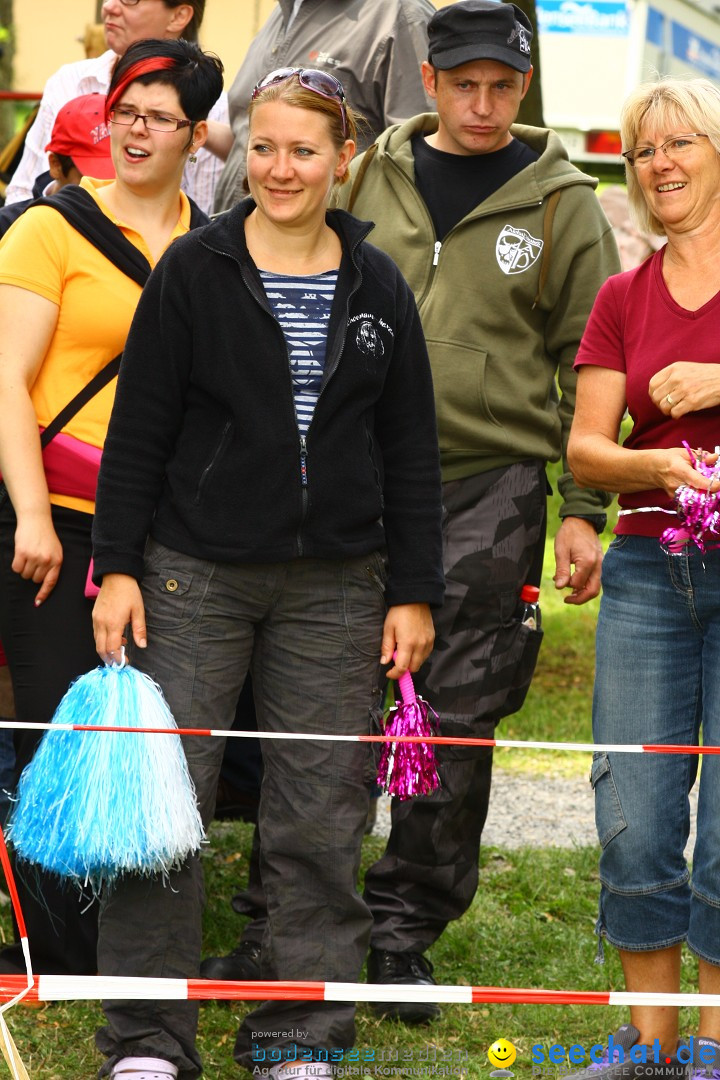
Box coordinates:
[349,312,393,359]
[496,224,543,275]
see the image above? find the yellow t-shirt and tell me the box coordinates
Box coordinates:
[0,176,192,513]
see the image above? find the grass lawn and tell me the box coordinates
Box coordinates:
[0,466,664,1078]
[0,827,702,1079]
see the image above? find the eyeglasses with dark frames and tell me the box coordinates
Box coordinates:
[109,107,193,133]
[251,67,348,137]
[622,133,709,167]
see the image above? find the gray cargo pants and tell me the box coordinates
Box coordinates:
[96,541,386,1078]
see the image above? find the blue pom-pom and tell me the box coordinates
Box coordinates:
[7,662,205,892]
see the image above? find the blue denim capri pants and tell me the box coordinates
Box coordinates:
[592,534,720,965]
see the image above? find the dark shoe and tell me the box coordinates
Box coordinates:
[366,948,440,1023]
[563,1025,687,1080]
[199,939,262,981]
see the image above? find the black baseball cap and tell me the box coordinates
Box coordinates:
[428,0,533,74]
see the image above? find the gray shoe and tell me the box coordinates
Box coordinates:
[687,1037,720,1080]
[562,1026,686,1080]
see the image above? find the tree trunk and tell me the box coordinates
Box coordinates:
[514,0,545,128]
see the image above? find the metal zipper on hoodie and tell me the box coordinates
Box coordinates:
[198,238,308,549]
[292,229,366,549]
[383,151,547,288]
[383,153,439,301]
[200,227,367,554]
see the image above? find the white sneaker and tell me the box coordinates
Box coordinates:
[267,1062,335,1080]
[111,1059,178,1080]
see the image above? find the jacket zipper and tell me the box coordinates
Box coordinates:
[383,154,439,301]
[198,227,368,556]
[194,419,232,505]
[382,150,546,296]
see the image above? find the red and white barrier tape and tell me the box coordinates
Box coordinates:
[0,719,713,756]
[0,976,715,1008]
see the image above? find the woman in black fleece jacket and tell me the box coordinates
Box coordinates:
[91,72,443,1080]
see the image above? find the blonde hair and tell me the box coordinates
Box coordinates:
[621,76,720,235]
[248,74,365,186]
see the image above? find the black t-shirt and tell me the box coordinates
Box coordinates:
[412,133,539,241]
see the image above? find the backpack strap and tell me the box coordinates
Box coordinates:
[35,185,153,287]
[532,189,562,309]
[39,355,122,449]
[30,188,208,446]
[347,142,379,215]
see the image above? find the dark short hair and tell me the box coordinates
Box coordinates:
[108,38,223,122]
[164,0,205,43]
[53,152,77,178]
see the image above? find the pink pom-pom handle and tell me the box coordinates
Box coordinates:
[378,654,439,800]
[397,668,417,707]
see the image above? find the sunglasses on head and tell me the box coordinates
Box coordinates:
[251,68,348,137]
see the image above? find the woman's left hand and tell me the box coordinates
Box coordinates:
[380,603,435,679]
[649,362,720,418]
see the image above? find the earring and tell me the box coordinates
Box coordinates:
[189,148,198,163]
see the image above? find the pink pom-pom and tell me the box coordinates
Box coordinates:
[660,444,720,555]
[661,485,720,554]
[376,668,440,801]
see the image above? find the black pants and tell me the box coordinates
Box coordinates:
[0,503,98,974]
[365,463,547,952]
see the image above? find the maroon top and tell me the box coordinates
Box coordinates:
[575,248,720,536]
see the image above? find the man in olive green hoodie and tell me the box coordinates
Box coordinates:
[336,0,621,1021]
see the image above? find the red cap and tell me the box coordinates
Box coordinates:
[520,584,540,603]
[45,93,115,180]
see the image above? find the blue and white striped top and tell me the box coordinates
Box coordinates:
[259,269,338,438]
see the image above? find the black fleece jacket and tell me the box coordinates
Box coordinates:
[92,200,444,609]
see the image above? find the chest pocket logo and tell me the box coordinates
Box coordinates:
[355,319,385,358]
[496,224,543,275]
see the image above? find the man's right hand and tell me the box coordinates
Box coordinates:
[93,573,147,661]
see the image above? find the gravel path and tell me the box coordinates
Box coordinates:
[374,769,699,851]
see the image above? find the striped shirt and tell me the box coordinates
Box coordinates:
[260,269,338,438]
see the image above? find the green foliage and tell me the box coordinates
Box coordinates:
[1,829,694,1078]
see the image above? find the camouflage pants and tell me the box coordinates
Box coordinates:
[366,460,547,953]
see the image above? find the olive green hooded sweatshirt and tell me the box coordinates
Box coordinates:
[336,113,621,518]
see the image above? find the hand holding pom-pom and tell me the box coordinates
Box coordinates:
[661,443,720,554]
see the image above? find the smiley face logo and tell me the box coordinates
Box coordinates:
[488,1039,517,1070]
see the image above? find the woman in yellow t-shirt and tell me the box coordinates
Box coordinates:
[0,37,223,978]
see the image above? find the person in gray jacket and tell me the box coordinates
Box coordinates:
[212,0,435,212]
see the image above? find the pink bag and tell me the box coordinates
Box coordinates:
[41,431,103,598]
[41,430,102,503]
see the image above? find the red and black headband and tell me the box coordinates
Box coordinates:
[106,56,177,117]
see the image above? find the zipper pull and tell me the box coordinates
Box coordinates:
[300,437,308,487]
[433,240,442,266]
